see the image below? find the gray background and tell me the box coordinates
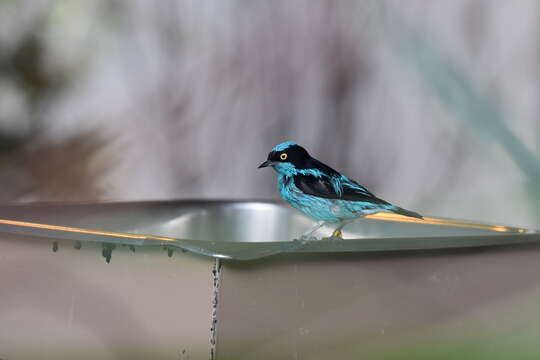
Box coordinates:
[0,0,539,228]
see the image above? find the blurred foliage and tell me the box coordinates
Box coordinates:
[379,8,540,216]
[0,12,68,151]
[0,1,538,226]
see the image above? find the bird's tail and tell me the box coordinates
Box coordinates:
[390,206,423,220]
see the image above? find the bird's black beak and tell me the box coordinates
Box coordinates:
[258,160,274,168]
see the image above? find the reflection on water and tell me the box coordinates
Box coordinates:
[156,203,311,242]
[365,212,529,234]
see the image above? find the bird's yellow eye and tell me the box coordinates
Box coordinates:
[280,153,288,161]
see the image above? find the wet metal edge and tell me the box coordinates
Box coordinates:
[0,200,538,261]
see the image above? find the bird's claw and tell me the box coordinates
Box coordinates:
[331,229,343,239]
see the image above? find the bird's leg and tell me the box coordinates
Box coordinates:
[300,221,326,241]
[331,228,343,238]
[330,219,353,239]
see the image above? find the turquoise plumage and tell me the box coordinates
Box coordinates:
[259,142,422,239]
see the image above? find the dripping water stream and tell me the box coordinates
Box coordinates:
[210,258,222,360]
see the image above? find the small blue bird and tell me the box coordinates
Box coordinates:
[259,141,422,239]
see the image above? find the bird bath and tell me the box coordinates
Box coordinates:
[0,200,538,359]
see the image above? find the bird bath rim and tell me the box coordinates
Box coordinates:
[0,199,537,260]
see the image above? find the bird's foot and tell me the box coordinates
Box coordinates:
[327,229,344,240]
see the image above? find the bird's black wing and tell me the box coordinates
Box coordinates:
[294,173,390,205]
[304,158,341,176]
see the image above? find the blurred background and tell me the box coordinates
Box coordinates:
[0,0,539,228]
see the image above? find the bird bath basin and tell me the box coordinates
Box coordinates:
[0,200,534,261]
[0,200,539,359]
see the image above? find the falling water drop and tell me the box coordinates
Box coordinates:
[102,243,116,263]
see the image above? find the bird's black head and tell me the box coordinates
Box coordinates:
[258,142,311,169]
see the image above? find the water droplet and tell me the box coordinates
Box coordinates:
[167,247,174,258]
[129,245,136,253]
[101,243,116,263]
[74,241,82,250]
[52,241,58,252]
